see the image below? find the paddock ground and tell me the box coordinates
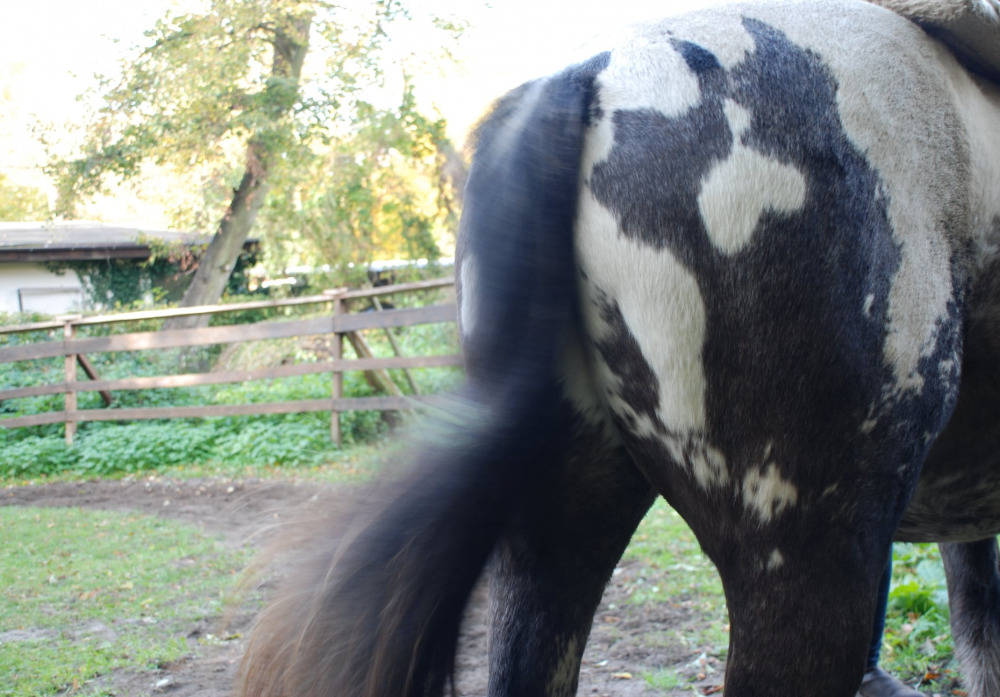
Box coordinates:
[2,476,725,697]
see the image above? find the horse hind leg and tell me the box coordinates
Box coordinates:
[486,420,655,697]
[940,539,1000,697]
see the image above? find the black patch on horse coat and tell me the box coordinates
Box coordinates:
[588,18,960,544]
[593,294,664,429]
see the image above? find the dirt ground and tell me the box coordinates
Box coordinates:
[1,476,725,697]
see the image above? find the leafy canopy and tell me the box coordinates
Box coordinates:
[50,0,463,272]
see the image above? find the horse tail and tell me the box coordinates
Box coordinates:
[236,54,608,697]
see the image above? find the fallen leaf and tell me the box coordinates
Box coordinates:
[610,673,632,680]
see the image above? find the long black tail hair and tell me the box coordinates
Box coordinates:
[237,53,609,697]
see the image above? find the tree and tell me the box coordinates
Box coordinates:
[259,83,459,276]
[0,174,49,221]
[50,0,464,328]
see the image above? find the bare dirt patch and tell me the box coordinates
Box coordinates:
[1,477,723,696]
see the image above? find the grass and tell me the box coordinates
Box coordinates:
[643,667,684,691]
[0,506,252,697]
[622,500,729,692]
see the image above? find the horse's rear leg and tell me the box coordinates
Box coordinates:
[643,445,903,697]
[940,539,1000,697]
[487,428,655,697]
[713,531,889,697]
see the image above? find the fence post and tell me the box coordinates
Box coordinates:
[330,296,343,446]
[63,320,77,445]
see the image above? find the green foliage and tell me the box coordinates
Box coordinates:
[47,0,465,285]
[38,239,260,310]
[0,436,76,478]
[880,544,957,690]
[260,87,457,273]
[0,174,49,221]
[73,423,217,475]
[0,506,249,696]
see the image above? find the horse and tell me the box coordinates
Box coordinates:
[237,0,1000,695]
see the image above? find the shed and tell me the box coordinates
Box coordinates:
[0,222,212,315]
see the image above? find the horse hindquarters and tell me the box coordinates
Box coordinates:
[941,540,1000,697]
[572,4,969,695]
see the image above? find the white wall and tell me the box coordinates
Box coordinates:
[0,263,84,315]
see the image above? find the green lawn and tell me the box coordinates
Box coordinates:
[0,506,251,696]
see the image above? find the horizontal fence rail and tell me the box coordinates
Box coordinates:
[0,278,460,445]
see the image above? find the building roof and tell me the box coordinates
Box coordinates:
[0,222,212,262]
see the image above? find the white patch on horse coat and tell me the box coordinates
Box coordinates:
[558,336,618,436]
[698,100,807,255]
[576,179,731,490]
[767,548,786,571]
[863,294,876,318]
[583,34,703,177]
[956,73,1000,262]
[577,187,709,436]
[742,463,798,522]
[690,442,730,489]
[547,635,581,697]
[459,254,480,338]
[577,36,711,441]
[596,28,704,120]
[657,8,757,70]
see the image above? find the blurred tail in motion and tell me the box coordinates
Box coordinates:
[236,55,607,697]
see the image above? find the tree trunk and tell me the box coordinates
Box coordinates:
[164,14,311,330]
[164,149,271,330]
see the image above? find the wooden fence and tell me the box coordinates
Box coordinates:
[0,278,461,445]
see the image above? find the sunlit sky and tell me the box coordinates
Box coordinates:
[0,0,723,222]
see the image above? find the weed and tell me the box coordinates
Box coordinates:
[643,667,684,690]
[880,543,957,691]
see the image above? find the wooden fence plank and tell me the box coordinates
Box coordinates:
[0,354,463,401]
[0,316,330,363]
[0,277,454,335]
[0,412,68,428]
[345,331,404,398]
[0,305,457,363]
[0,395,453,428]
[333,304,456,333]
[0,277,460,438]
